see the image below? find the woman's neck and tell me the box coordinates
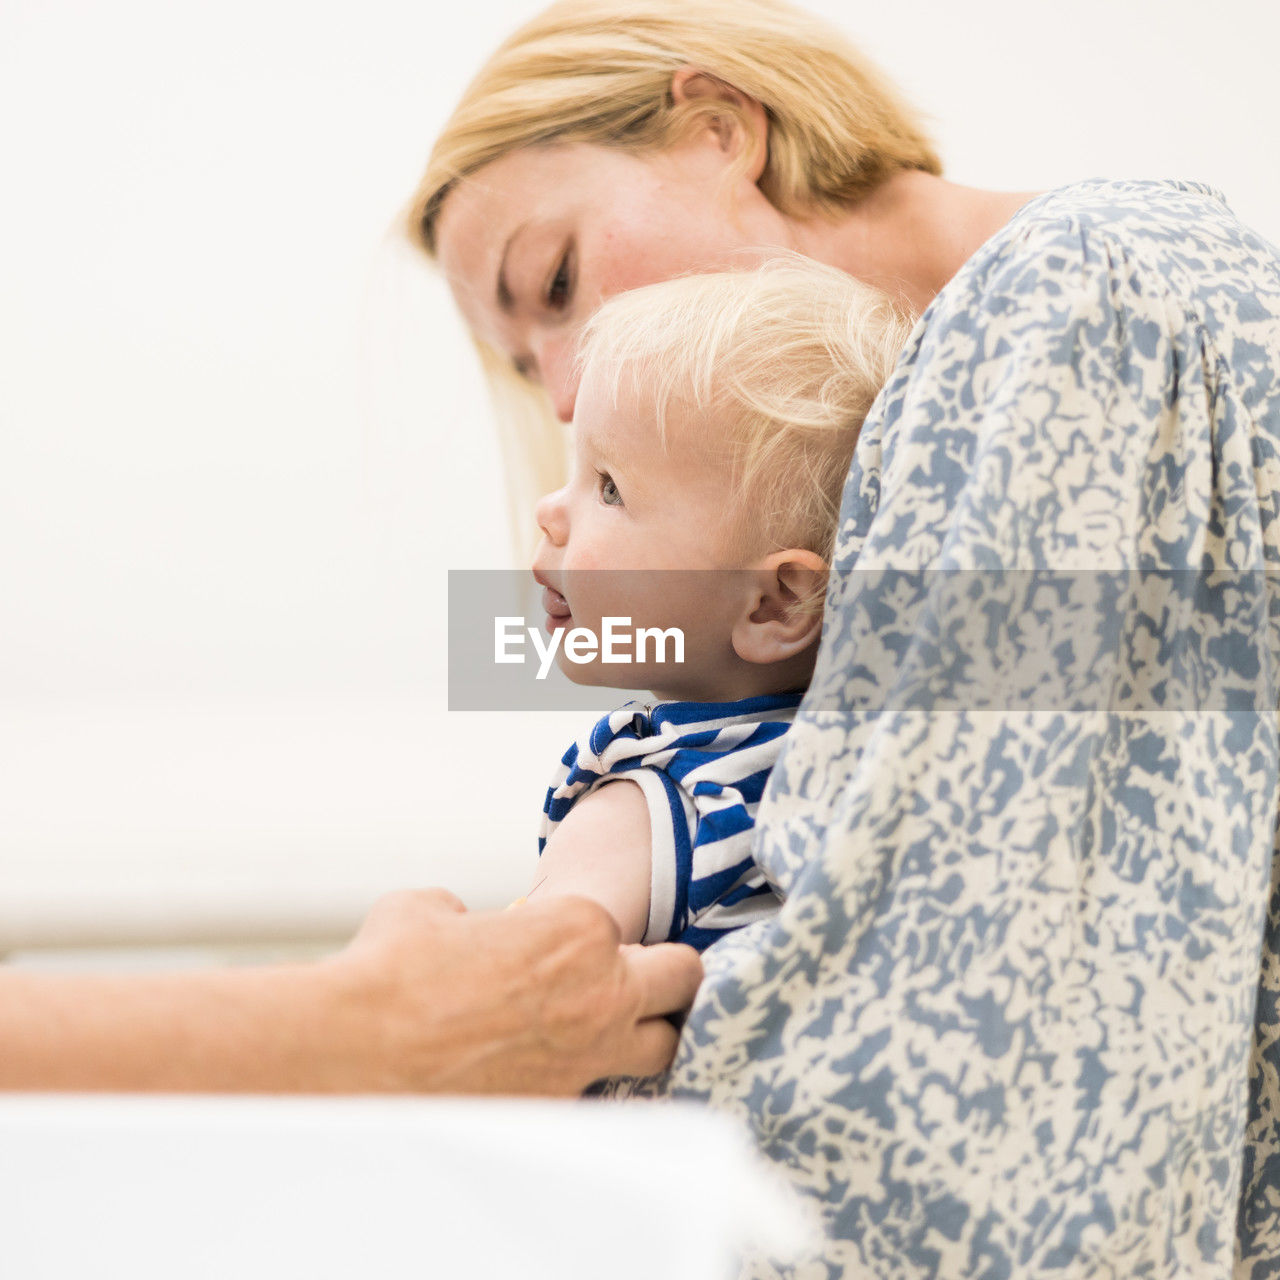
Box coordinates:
[790,171,1043,316]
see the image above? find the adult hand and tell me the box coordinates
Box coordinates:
[328,890,703,1094]
[0,888,700,1095]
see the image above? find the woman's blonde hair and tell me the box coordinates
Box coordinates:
[411,0,940,252]
[408,0,939,535]
[577,255,913,574]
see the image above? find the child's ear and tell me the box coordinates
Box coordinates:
[731,550,828,666]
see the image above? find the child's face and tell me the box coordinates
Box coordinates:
[531,363,759,700]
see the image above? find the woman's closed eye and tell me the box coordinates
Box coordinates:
[508,249,575,381]
[545,246,574,311]
[597,470,623,507]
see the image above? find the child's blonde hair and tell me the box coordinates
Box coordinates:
[407,0,940,531]
[578,256,914,567]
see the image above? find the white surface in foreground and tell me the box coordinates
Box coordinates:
[0,1096,814,1280]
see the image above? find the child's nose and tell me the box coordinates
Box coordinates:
[535,487,569,546]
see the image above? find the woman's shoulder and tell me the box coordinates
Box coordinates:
[958,178,1275,306]
[1009,176,1232,233]
[990,177,1234,257]
[917,177,1280,353]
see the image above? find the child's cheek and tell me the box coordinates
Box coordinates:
[563,535,612,574]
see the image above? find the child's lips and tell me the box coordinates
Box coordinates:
[541,584,572,631]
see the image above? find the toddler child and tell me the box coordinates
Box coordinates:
[525,257,911,950]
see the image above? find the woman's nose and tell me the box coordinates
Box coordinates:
[534,486,569,546]
[533,334,580,422]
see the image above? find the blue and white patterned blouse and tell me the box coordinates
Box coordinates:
[539,693,803,949]
[654,180,1280,1279]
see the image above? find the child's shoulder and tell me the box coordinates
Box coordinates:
[568,692,806,772]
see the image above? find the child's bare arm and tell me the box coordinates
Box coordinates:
[528,781,653,945]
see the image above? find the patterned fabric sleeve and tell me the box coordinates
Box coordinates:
[653,182,1280,1279]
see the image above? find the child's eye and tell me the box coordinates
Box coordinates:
[597,472,623,507]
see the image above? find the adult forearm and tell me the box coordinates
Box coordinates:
[0,892,702,1095]
[0,962,367,1092]
[0,932,533,1094]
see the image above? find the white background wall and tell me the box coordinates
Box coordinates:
[3,0,1279,946]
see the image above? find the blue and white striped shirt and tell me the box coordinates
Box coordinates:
[539,692,804,951]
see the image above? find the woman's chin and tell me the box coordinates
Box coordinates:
[544,612,572,635]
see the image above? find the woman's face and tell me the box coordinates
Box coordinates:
[434,138,792,421]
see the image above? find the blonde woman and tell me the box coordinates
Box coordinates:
[414,0,1280,1275]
